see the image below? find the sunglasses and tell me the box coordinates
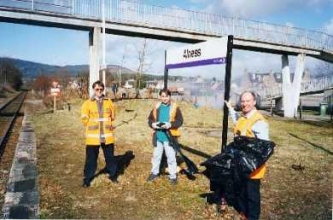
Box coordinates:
[94,88,104,91]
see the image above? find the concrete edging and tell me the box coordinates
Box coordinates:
[2,115,39,219]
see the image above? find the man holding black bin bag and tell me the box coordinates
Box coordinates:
[225,91,271,220]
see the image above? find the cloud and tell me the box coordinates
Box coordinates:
[198,0,331,18]
[103,34,320,81]
[104,35,185,74]
[324,18,333,34]
[197,0,284,17]
[76,1,331,78]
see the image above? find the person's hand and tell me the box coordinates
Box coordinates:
[152,122,160,129]
[224,100,234,110]
[161,122,171,129]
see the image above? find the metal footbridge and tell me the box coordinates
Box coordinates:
[259,74,333,100]
[0,0,332,62]
[1,0,333,118]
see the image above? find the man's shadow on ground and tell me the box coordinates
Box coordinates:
[289,133,333,155]
[93,150,135,179]
[178,143,211,159]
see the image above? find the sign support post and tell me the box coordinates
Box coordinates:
[53,95,56,112]
[51,82,61,112]
[221,35,233,152]
[164,50,168,89]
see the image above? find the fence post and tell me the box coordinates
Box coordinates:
[270,98,274,117]
[298,99,302,120]
[71,0,74,15]
[329,95,333,122]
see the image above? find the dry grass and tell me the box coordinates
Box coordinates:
[32,97,333,219]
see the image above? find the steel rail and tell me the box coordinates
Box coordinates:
[0,93,22,112]
[0,92,26,156]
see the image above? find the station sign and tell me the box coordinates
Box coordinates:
[165,37,228,69]
[51,81,61,96]
[51,88,60,96]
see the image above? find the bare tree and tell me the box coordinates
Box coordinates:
[77,71,89,99]
[55,68,72,89]
[135,38,154,98]
[117,48,127,87]
[33,74,50,97]
[0,59,23,90]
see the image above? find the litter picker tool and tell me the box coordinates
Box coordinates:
[162,128,199,179]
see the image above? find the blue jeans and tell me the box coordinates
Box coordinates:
[151,141,177,179]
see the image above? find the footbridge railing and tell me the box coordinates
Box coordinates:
[0,0,332,54]
[259,75,333,100]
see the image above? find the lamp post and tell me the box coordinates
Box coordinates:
[102,0,106,90]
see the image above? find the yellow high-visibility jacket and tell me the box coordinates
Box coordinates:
[233,110,267,179]
[148,101,183,146]
[81,97,115,145]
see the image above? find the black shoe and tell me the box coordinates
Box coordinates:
[82,181,90,188]
[146,174,159,182]
[109,176,119,183]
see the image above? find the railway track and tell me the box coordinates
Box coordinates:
[0,92,26,156]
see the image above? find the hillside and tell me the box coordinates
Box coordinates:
[0,57,136,78]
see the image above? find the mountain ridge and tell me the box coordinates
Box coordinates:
[0,57,136,78]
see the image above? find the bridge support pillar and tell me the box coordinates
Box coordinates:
[89,27,101,97]
[281,54,306,118]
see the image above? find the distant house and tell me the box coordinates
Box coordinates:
[210,82,223,91]
[155,81,164,90]
[124,79,135,89]
[146,80,157,89]
[246,69,311,88]
[194,76,204,84]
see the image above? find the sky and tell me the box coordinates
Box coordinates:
[0,0,332,80]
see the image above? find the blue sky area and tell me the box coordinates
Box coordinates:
[0,0,332,78]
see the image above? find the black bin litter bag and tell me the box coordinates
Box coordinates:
[231,136,275,177]
[201,136,275,189]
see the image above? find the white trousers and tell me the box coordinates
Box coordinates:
[151,141,177,179]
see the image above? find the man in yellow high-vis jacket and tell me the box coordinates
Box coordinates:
[81,80,118,187]
[226,91,269,220]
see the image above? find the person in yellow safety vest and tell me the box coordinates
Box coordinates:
[147,89,183,185]
[81,80,118,187]
[225,91,269,220]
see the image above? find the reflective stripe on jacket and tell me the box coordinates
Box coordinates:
[81,97,115,145]
[233,110,267,179]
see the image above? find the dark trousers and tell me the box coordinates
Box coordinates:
[83,143,118,183]
[236,179,261,220]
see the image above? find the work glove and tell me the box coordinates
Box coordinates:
[224,100,234,111]
[161,122,171,129]
[152,122,160,129]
